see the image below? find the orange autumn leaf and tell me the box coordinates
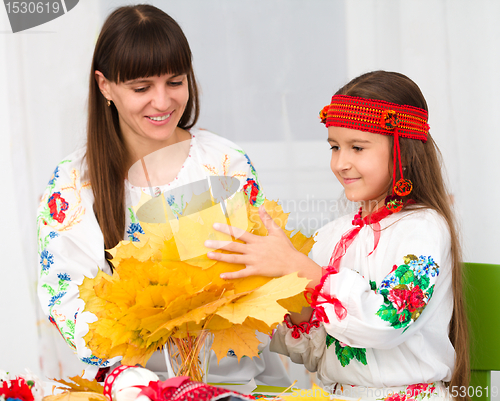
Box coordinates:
[51,375,104,394]
[211,324,261,362]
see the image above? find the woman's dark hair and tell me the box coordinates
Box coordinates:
[337,71,469,400]
[85,4,199,251]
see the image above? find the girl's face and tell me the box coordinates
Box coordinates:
[96,71,190,154]
[328,126,392,213]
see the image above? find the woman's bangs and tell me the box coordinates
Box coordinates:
[110,24,191,83]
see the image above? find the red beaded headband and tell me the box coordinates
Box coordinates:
[320,95,429,141]
[320,95,430,212]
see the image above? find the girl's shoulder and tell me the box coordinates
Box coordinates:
[386,207,449,234]
[314,213,353,241]
[314,207,449,242]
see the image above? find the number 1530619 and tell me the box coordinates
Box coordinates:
[5,2,60,14]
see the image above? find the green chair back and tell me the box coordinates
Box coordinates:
[464,263,500,401]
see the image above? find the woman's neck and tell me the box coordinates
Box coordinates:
[125,128,192,187]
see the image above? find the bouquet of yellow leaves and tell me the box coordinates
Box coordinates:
[79,189,313,380]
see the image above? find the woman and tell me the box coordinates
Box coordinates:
[37,4,289,386]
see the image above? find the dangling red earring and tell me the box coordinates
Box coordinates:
[386,129,412,213]
[394,178,412,196]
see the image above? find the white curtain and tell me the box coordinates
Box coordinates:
[0,0,499,388]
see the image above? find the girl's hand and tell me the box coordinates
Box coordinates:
[205,206,322,286]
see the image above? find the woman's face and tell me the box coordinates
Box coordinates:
[96,71,190,153]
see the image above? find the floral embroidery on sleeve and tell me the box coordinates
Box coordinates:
[235,149,264,207]
[126,207,145,242]
[376,255,439,330]
[42,272,75,350]
[37,160,91,253]
[326,334,367,367]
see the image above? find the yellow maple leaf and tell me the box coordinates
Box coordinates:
[277,292,310,314]
[211,324,261,362]
[215,273,310,326]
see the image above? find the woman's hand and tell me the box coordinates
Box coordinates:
[205,206,322,286]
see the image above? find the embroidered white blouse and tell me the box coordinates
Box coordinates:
[37,128,290,386]
[270,208,455,389]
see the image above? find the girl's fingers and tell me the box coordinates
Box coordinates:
[206,251,247,265]
[259,205,283,235]
[220,267,254,280]
[205,240,246,254]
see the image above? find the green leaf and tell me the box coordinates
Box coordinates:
[335,342,354,367]
[42,284,56,297]
[416,275,430,290]
[427,284,435,299]
[400,269,414,285]
[369,280,377,291]
[379,288,390,302]
[326,334,335,349]
[129,207,138,223]
[376,304,397,323]
[395,264,410,279]
[66,319,75,332]
[354,348,368,365]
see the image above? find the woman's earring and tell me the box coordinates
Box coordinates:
[107,99,111,107]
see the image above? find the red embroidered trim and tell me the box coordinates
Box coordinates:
[283,314,321,339]
[322,95,429,142]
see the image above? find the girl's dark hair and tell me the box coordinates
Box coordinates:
[336,71,469,399]
[85,4,199,251]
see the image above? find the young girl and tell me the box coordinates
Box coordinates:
[36,4,290,386]
[206,71,468,400]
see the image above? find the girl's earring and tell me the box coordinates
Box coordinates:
[107,99,111,107]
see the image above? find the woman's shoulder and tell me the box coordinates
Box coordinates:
[41,147,90,195]
[51,147,88,177]
[191,128,247,154]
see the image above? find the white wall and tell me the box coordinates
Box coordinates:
[0,0,499,387]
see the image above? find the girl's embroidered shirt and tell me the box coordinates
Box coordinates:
[270,208,454,388]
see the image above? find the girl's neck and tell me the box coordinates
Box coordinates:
[359,196,387,218]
